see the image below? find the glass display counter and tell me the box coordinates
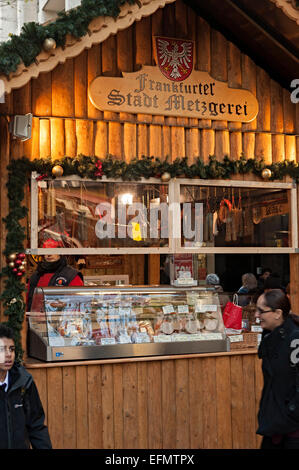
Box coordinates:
[28,286,229,361]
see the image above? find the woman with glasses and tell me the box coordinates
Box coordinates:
[256,289,299,449]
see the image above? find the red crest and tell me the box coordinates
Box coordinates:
[154,36,194,82]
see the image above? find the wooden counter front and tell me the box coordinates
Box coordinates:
[25,350,263,449]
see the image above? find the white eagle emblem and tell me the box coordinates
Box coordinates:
[155,37,194,81]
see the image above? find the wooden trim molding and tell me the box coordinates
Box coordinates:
[1,0,176,95]
[268,0,299,24]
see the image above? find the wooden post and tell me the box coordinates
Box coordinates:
[270,80,283,134]
[65,119,77,157]
[215,130,229,161]
[228,42,242,157]
[76,119,94,156]
[171,126,185,160]
[230,132,242,160]
[256,68,271,132]
[118,26,136,161]
[242,133,255,159]
[52,61,74,117]
[149,124,162,158]
[23,117,40,160]
[74,50,87,118]
[50,118,65,160]
[242,54,257,135]
[255,133,272,164]
[211,30,228,134]
[186,128,200,164]
[285,135,296,161]
[95,121,108,158]
[40,119,51,159]
[32,73,52,116]
[201,129,215,163]
[87,44,102,120]
[272,134,285,163]
[197,16,211,130]
[124,123,137,161]
[283,88,295,134]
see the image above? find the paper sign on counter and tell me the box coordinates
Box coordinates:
[162,305,174,315]
[154,335,172,342]
[101,338,116,346]
[177,305,189,314]
[229,335,244,343]
[195,304,218,313]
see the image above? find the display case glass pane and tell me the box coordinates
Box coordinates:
[180,185,291,248]
[29,287,226,349]
[37,180,169,249]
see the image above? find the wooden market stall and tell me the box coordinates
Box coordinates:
[0,0,298,449]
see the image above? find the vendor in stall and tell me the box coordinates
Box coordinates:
[27,238,84,311]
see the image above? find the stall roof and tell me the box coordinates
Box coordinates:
[1,0,298,94]
[185,0,299,89]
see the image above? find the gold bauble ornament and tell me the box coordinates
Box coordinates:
[43,38,56,52]
[161,172,171,183]
[8,262,15,268]
[261,168,272,180]
[52,165,64,177]
[8,253,17,261]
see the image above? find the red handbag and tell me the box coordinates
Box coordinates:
[222,294,242,329]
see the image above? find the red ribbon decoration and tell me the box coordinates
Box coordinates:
[94,160,103,177]
[36,174,48,181]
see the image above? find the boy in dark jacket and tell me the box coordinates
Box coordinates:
[0,324,52,449]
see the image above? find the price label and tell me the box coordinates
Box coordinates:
[251,325,263,333]
[101,338,116,346]
[136,332,151,343]
[172,334,190,342]
[177,305,189,314]
[118,334,131,344]
[199,333,223,341]
[195,304,218,313]
[229,335,244,343]
[154,335,172,343]
[162,305,174,315]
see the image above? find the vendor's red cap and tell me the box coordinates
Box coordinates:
[42,238,64,248]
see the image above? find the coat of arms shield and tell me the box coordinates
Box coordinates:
[153,36,194,82]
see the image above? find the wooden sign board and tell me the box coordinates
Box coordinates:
[89,66,258,122]
[261,202,288,219]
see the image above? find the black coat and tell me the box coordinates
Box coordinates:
[0,364,52,449]
[257,315,299,437]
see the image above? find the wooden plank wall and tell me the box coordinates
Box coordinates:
[3,0,298,165]
[28,353,263,449]
[0,0,298,315]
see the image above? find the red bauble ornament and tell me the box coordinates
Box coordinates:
[12,268,18,274]
[16,271,23,277]
[15,259,22,266]
[17,253,26,260]
[95,160,103,177]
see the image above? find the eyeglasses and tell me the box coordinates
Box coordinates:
[255,307,273,315]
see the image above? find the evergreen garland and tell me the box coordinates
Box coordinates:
[1,152,298,360]
[0,0,137,77]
